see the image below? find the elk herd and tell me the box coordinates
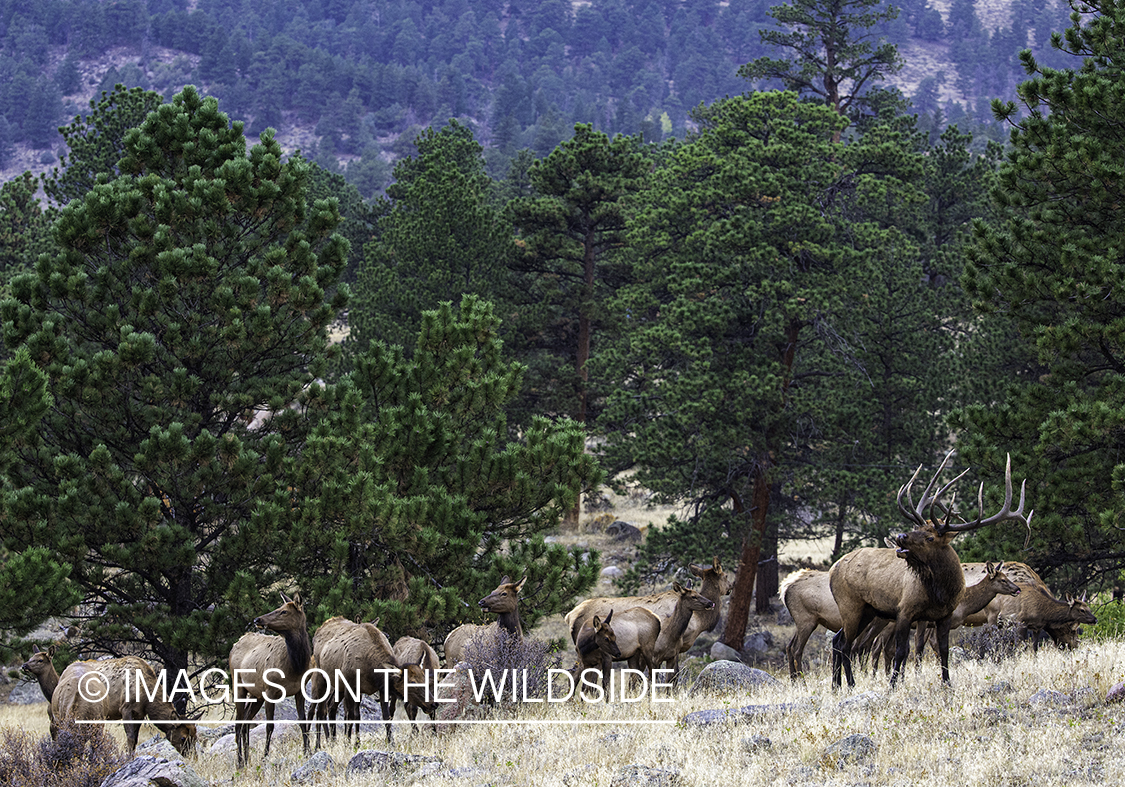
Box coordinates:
[17,451,1101,766]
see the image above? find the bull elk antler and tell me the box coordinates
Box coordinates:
[897,450,1033,534]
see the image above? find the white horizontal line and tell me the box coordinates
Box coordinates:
[75,719,679,726]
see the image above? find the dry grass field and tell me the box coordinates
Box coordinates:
[4,638,1125,786]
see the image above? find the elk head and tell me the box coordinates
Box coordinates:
[890,451,1033,569]
[254,591,306,633]
[1065,592,1098,625]
[985,561,1021,597]
[479,576,526,615]
[591,611,622,659]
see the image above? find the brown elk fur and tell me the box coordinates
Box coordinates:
[229,591,313,767]
[443,576,526,667]
[391,636,441,732]
[565,557,731,672]
[986,584,1097,650]
[829,452,1031,687]
[50,656,197,757]
[958,562,1095,650]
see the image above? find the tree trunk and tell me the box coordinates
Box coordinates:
[722,463,771,648]
[755,508,779,614]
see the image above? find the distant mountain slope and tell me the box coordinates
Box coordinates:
[0,0,1076,191]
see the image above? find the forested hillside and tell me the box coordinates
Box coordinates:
[0,0,1078,196]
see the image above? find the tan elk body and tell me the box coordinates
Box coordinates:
[869,561,1022,672]
[50,656,197,757]
[829,452,1031,687]
[565,557,731,672]
[780,569,841,680]
[312,618,432,745]
[229,592,313,767]
[444,576,526,667]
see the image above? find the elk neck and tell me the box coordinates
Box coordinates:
[496,607,522,638]
[283,624,314,674]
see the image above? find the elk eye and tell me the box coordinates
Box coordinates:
[926,536,934,542]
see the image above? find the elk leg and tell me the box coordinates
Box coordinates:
[889,618,914,687]
[934,616,953,684]
[788,621,816,680]
[914,622,928,668]
[263,702,275,759]
[123,710,139,756]
[380,696,393,744]
[831,629,857,688]
[295,692,309,756]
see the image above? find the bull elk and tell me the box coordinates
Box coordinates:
[565,557,731,673]
[50,656,197,757]
[829,451,1032,687]
[444,576,526,667]
[229,591,314,767]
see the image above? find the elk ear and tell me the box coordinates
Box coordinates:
[46,644,56,658]
[279,591,291,604]
[499,575,511,585]
[291,592,303,609]
[713,555,721,571]
[690,563,706,578]
[672,581,684,593]
[986,562,996,575]
[605,609,613,624]
[514,576,527,593]
[592,615,602,628]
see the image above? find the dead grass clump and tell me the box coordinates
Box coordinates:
[460,629,563,704]
[0,718,127,787]
[957,619,1024,661]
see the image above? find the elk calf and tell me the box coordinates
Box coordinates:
[51,656,197,757]
[229,592,313,767]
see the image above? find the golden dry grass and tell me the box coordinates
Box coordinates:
[6,639,1124,785]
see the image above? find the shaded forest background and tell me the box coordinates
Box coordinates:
[0,0,1078,196]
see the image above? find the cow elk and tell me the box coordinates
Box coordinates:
[829,451,1032,688]
[780,569,841,680]
[444,576,526,667]
[50,656,197,757]
[311,617,433,745]
[229,591,314,767]
[565,557,731,672]
[22,645,60,705]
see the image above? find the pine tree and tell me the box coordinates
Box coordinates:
[41,84,165,206]
[347,121,511,362]
[598,91,942,645]
[954,0,1125,591]
[0,348,80,640]
[294,296,603,636]
[507,124,650,430]
[738,0,903,125]
[0,87,349,688]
